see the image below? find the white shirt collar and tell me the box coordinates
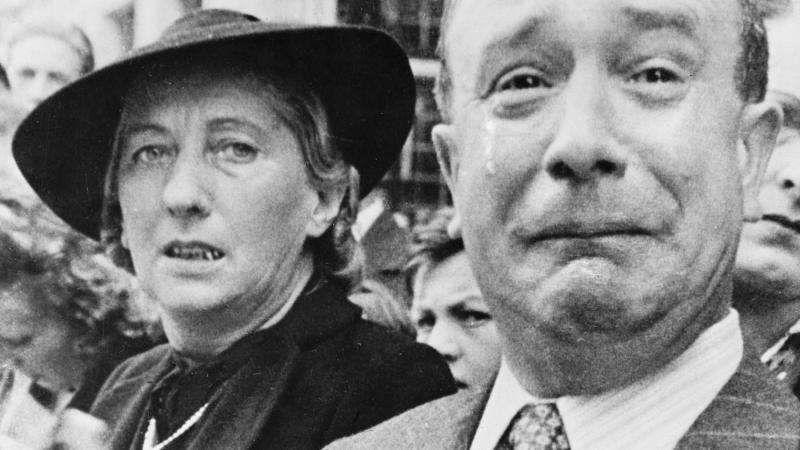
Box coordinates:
[470,309,743,450]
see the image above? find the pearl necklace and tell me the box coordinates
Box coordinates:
[142,402,209,450]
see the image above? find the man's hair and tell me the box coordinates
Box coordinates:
[434,0,772,122]
[405,207,465,297]
[7,20,94,76]
[101,56,363,291]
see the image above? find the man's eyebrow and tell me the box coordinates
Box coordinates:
[621,6,699,38]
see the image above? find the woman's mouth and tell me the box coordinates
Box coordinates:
[163,242,225,261]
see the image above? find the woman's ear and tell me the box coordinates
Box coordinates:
[306,183,347,238]
[739,99,782,222]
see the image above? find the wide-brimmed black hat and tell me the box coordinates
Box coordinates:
[13,9,415,240]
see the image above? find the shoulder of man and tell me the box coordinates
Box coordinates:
[325,387,489,450]
[678,352,800,449]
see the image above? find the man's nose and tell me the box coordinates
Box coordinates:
[161,150,211,219]
[425,322,461,363]
[542,66,627,182]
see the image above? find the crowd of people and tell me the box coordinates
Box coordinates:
[0,0,797,449]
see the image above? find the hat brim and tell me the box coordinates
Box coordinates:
[13,24,415,241]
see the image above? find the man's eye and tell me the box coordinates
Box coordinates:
[496,72,553,92]
[629,68,680,84]
[217,142,259,162]
[132,145,167,163]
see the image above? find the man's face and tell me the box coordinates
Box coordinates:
[435,0,775,349]
[735,8,800,304]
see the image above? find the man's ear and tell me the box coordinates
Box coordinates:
[739,100,782,222]
[432,123,463,238]
[306,183,348,238]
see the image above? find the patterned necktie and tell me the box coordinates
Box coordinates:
[496,403,571,450]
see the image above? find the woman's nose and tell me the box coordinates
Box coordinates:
[161,152,211,219]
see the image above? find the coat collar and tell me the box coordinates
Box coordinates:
[99,275,362,450]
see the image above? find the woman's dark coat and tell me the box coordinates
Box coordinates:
[90,277,455,449]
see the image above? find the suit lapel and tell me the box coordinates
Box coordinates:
[676,350,800,449]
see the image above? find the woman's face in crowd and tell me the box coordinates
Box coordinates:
[116,67,324,320]
[411,251,502,391]
[0,279,85,392]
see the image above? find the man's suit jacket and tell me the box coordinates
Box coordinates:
[90,277,456,450]
[327,350,800,449]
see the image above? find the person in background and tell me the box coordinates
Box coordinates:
[349,278,416,337]
[328,0,800,448]
[0,179,154,411]
[407,207,501,392]
[5,19,93,111]
[734,0,800,397]
[11,9,454,449]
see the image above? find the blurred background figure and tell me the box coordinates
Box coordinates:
[5,18,93,111]
[349,278,415,338]
[350,189,416,337]
[407,208,501,392]
[0,180,155,412]
[734,0,800,397]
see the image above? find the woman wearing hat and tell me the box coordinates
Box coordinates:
[12,9,454,450]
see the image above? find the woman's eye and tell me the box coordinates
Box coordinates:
[217,142,259,162]
[458,310,492,328]
[131,145,167,163]
[629,67,680,84]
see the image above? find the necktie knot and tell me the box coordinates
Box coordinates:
[497,403,571,450]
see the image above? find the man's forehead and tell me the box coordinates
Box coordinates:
[767,3,800,101]
[446,0,739,58]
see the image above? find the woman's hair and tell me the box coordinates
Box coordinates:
[405,207,465,298]
[7,19,94,76]
[101,56,363,291]
[0,179,150,361]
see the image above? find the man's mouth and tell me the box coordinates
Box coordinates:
[762,214,800,234]
[526,221,650,243]
[163,242,225,261]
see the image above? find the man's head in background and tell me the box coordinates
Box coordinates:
[6,20,93,111]
[430,0,780,396]
[735,1,800,328]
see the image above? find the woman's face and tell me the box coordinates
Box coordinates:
[0,279,85,392]
[116,68,324,321]
[410,251,502,391]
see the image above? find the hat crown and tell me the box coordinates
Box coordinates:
[157,9,261,46]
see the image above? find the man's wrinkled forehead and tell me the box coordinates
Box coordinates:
[443,0,741,70]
